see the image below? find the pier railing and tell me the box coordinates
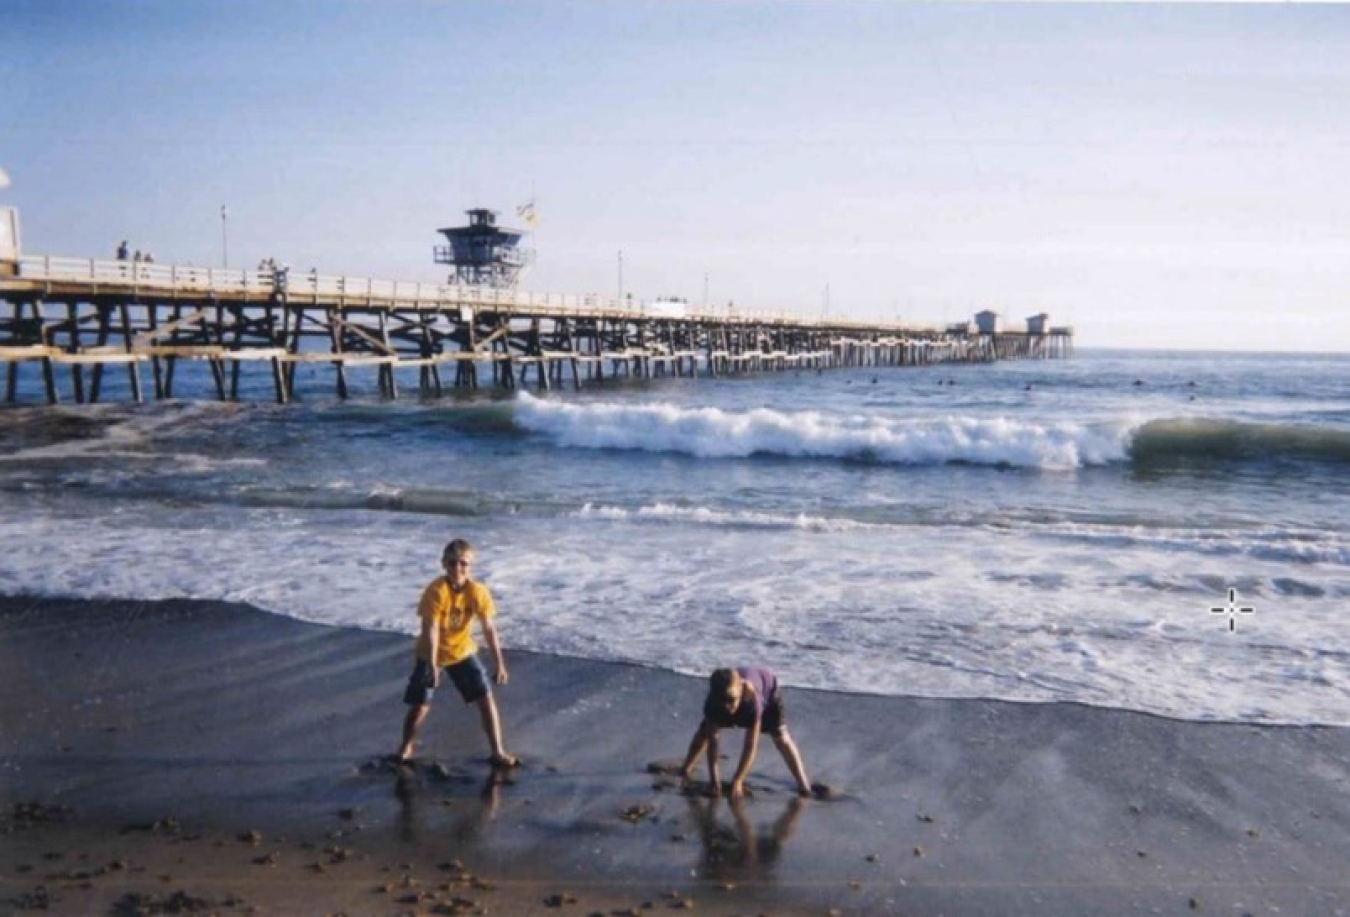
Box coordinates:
[11,255,956,330]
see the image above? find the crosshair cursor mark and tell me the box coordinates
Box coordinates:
[1210,587,1255,632]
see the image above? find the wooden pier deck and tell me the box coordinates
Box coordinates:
[0,255,1073,404]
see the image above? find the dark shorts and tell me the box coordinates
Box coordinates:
[403,656,490,707]
[760,695,786,735]
[705,692,787,735]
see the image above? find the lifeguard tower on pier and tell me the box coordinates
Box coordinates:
[433,208,534,289]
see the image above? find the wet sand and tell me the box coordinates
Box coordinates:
[1,595,1346,916]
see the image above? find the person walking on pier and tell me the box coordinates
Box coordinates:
[679,666,813,799]
[394,538,518,769]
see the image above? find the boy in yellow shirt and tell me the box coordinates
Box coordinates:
[394,538,517,768]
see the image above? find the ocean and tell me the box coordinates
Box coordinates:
[1,349,1346,726]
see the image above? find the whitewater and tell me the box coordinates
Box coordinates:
[0,349,1346,726]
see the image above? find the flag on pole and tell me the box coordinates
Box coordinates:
[0,167,11,190]
[516,200,537,227]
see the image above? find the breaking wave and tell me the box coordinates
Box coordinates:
[514,395,1350,473]
[513,392,1132,470]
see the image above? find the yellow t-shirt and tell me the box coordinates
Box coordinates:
[416,577,495,668]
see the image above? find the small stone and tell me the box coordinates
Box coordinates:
[11,886,53,910]
[620,804,656,823]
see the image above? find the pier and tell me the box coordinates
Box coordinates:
[0,254,1072,405]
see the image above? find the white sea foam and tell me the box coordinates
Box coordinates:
[575,502,877,532]
[1039,522,1350,567]
[573,502,1350,567]
[515,392,1136,470]
[2,499,1344,727]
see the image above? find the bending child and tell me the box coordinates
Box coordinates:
[395,538,517,768]
[680,666,812,798]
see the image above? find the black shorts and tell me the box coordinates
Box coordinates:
[705,692,787,735]
[761,695,786,735]
[403,656,490,707]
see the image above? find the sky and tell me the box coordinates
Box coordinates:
[2,1,1348,352]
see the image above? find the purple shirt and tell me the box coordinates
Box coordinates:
[703,666,779,729]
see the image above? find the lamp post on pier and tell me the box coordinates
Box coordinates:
[220,205,229,268]
[617,249,624,306]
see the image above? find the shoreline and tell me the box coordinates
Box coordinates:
[2,594,1347,916]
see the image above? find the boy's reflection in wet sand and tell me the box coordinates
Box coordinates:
[686,793,805,881]
[394,766,508,845]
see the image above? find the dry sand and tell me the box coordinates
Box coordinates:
[1,596,1346,916]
